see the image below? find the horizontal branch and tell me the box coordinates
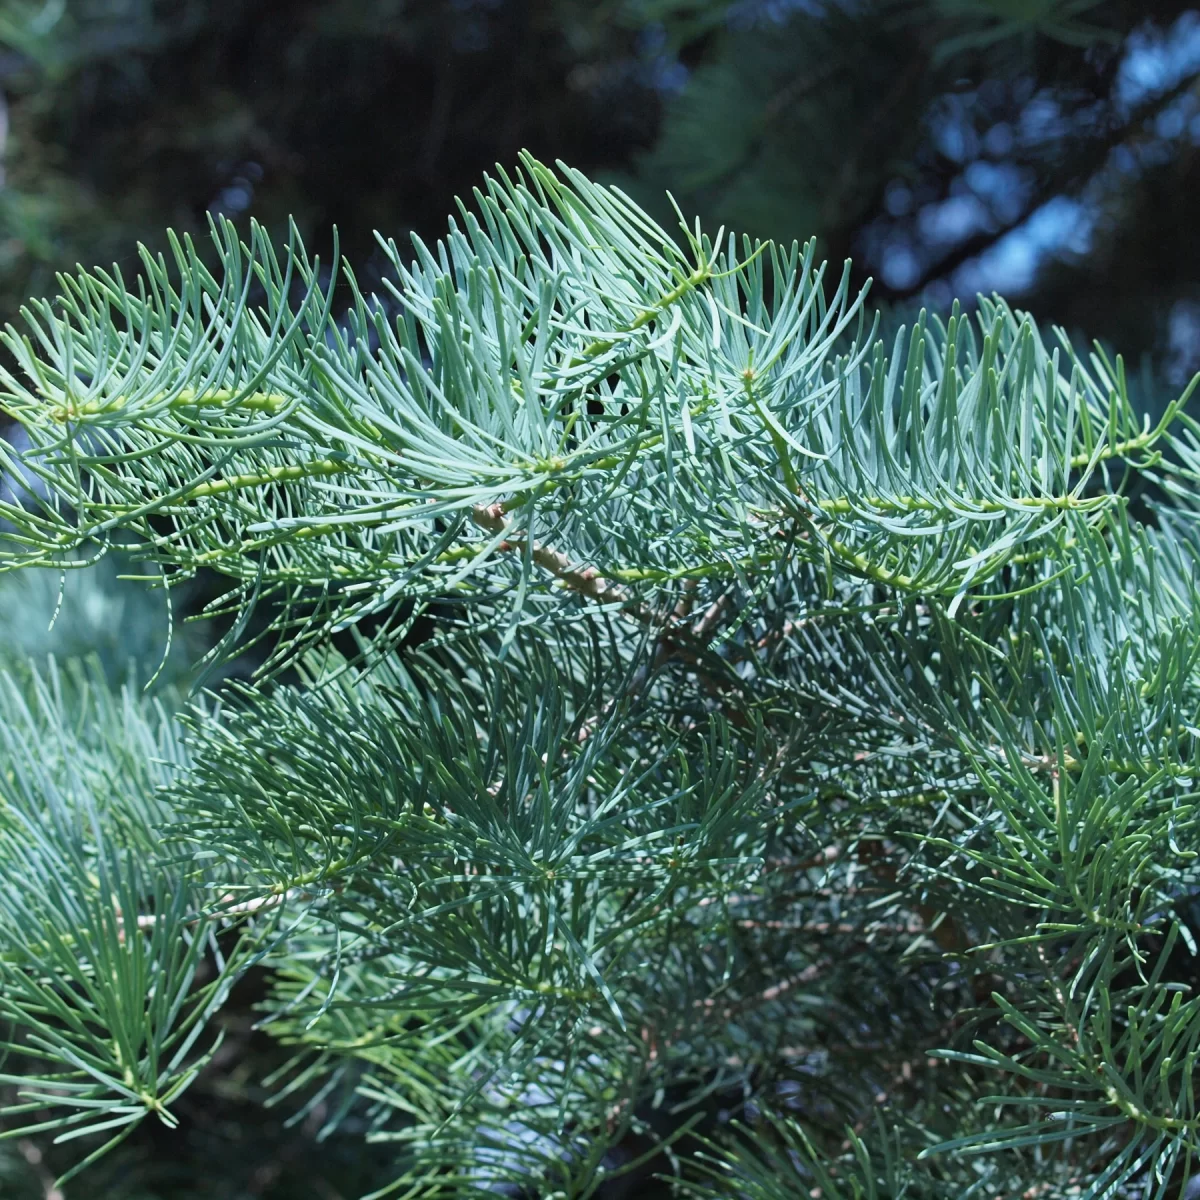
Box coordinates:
[123,888,311,938]
[47,388,290,424]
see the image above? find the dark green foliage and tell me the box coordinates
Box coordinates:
[0,0,662,318]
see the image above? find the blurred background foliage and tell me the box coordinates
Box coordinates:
[0,0,1198,1195]
[2,0,1198,379]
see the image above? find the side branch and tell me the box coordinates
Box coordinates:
[471,502,630,607]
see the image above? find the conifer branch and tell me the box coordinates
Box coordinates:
[0,157,1198,1197]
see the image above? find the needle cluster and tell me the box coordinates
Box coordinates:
[1,156,1200,1198]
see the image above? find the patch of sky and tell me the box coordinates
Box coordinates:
[207,161,262,219]
[929,94,980,163]
[1016,93,1064,146]
[963,159,1027,223]
[637,23,690,93]
[1115,10,1200,115]
[953,195,1092,296]
[880,243,921,290]
[941,13,1199,297]
[982,120,1014,156]
[918,193,991,246]
[883,181,914,218]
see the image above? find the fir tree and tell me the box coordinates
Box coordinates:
[1,155,1200,1197]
